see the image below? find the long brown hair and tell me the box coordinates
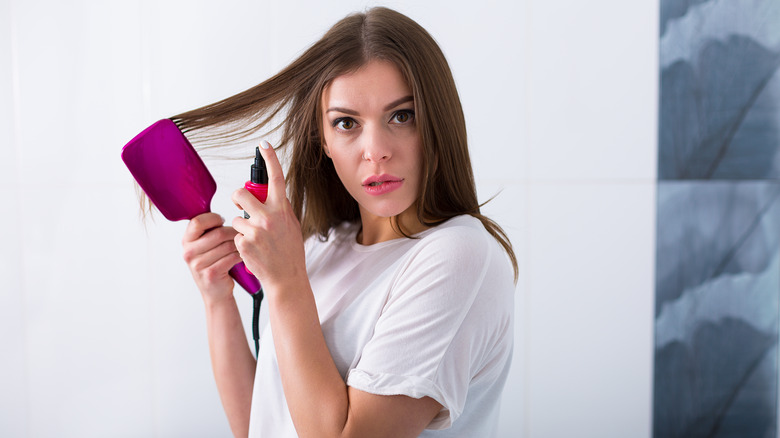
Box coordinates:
[170,7,518,281]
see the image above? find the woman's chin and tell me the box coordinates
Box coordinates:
[358,202,415,222]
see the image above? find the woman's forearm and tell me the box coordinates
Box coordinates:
[267,280,350,438]
[267,279,441,438]
[203,295,257,438]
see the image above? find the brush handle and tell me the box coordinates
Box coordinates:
[204,220,262,295]
[230,263,262,295]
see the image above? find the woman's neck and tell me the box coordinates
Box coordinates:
[357,208,429,246]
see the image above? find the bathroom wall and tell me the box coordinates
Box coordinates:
[654,1,780,436]
[0,0,657,436]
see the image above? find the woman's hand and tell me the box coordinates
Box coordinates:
[231,142,306,295]
[182,212,242,304]
[183,213,257,438]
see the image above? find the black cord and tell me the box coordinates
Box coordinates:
[252,289,264,358]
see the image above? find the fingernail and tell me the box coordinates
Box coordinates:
[260,140,271,150]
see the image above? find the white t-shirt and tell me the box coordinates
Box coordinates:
[247,215,515,437]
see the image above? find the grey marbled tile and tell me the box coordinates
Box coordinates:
[658,36,780,180]
[654,181,780,437]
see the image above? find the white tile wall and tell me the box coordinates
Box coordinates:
[0,189,28,437]
[1,0,16,188]
[2,1,658,437]
[11,1,141,187]
[526,182,655,438]
[410,0,528,182]
[1,1,28,436]
[477,182,528,438]
[20,185,156,436]
[525,0,658,182]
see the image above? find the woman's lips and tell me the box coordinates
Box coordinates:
[362,174,403,196]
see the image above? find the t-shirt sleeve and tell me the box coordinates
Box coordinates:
[345,224,508,429]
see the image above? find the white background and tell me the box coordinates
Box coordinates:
[0,0,657,436]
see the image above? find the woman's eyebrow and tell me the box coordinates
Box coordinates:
[326,106,359,116]
[326,96,414,116]
[383,95,414,111]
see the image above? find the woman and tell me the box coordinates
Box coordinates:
[177,7,517,438]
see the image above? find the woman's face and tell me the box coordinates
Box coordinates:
[321,60,423,222]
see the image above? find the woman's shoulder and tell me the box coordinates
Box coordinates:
[392,215,515,311]
[417,215,493,253]
[416,215,514,286]
[424,214,484,234]
[398,216,501,279]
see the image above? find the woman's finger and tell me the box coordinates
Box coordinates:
[232,187,265,226]
[182,226,238,263]
[256,140,287,203]
[188,240,242,274]
[183,212,225,243]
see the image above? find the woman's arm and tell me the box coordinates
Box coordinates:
[202,294,257,438]
[232,144,441,438]
[182,213,257,438]
[268,278,442,438]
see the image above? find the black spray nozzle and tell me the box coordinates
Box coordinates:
[250,146,268,184]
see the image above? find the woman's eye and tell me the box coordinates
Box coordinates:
[390,110,414,124]
[334,118,357,131]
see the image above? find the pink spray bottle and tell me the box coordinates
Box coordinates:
[243,145,269,216]
[242,145,269,356]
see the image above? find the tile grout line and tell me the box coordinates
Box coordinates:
[9,0,32,435]
[138,1,160,435]
[521,0,534,436]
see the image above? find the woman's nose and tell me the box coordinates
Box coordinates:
[361,127,392,163]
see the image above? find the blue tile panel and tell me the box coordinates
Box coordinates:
[654,182,780,437]
[658,2,780,181]
[655,1,780,436]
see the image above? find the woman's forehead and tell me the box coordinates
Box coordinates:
[322,60,412,109]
